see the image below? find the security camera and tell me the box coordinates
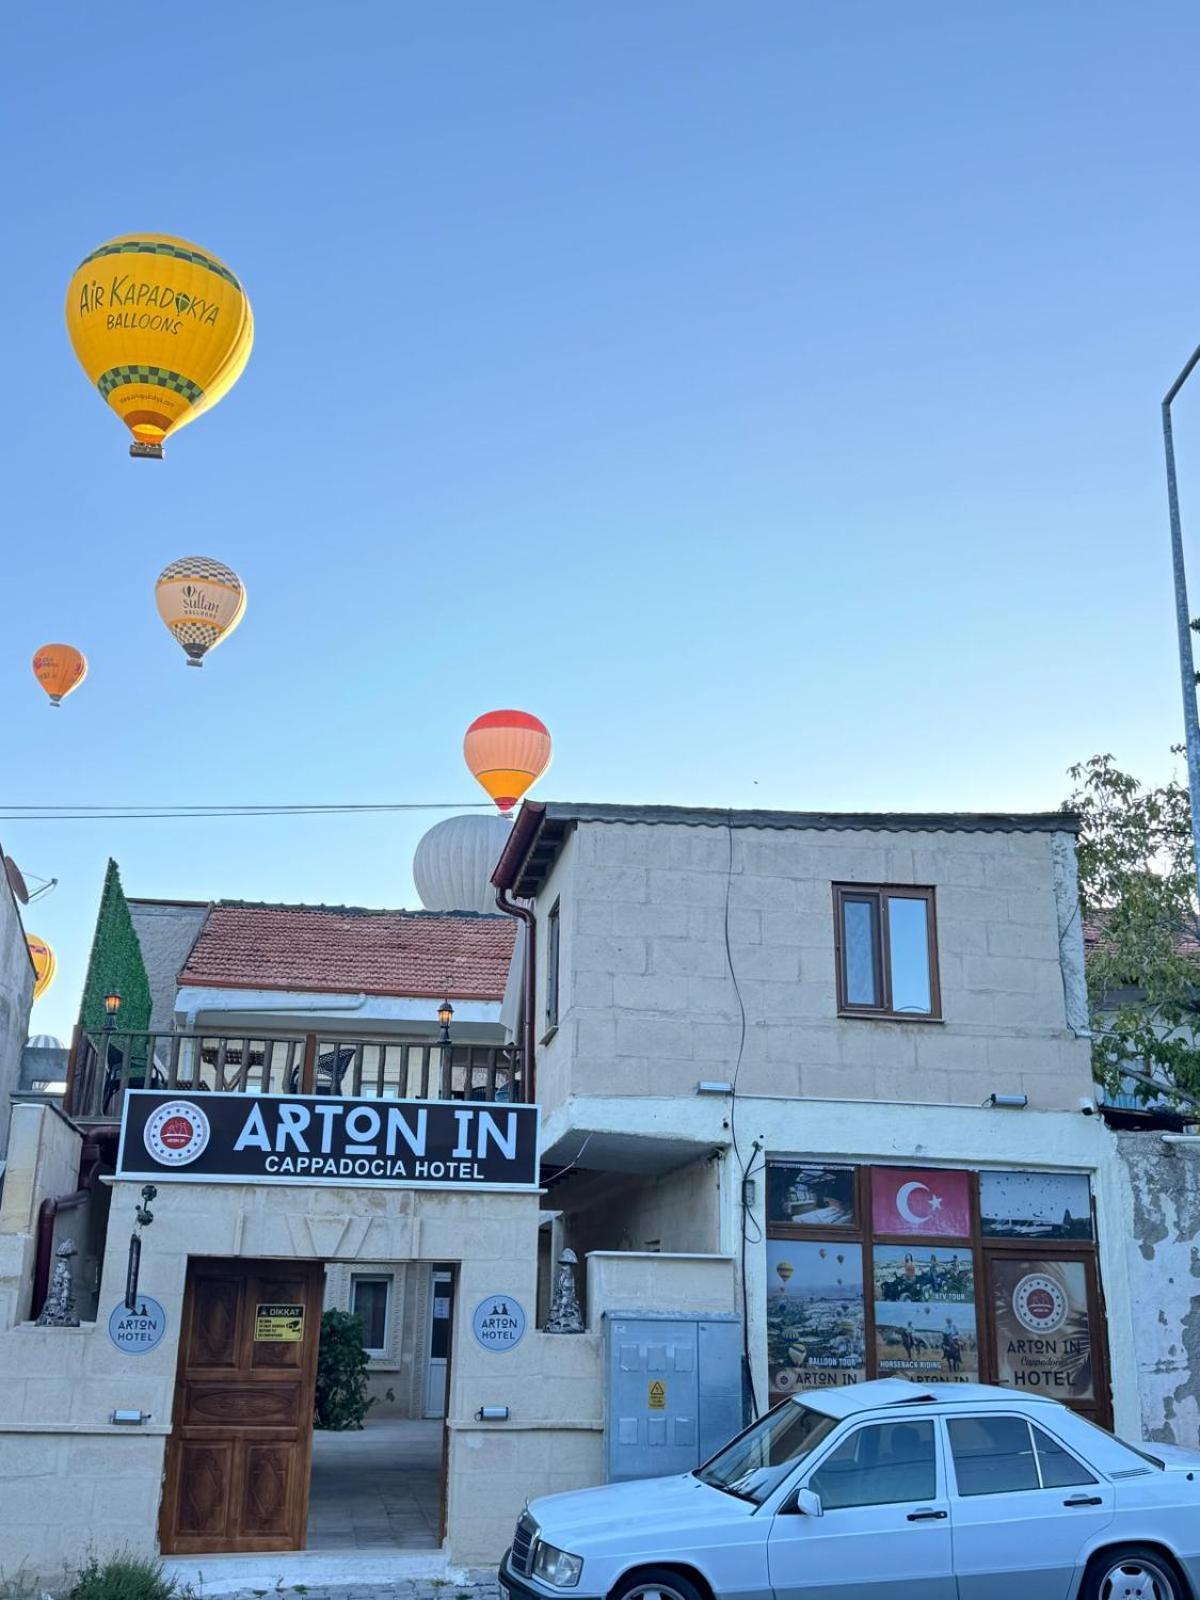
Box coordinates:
[1078,1096,1097,1116]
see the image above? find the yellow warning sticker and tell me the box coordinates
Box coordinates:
[254,1303,304,1342]
[648,1380,667,1410]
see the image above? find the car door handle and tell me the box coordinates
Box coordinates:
[907,1509,948,1521]
[1062,1495,1103,1507]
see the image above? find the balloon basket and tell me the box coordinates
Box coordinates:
[186,660,203,669]
[129,442,164,460]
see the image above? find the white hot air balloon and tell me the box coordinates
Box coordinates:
[413,814,513,914]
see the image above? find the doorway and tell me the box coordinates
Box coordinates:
[423,1266,454,1417]
[160,1258,325,1555]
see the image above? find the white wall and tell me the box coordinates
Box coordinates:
[0,878,34,1161]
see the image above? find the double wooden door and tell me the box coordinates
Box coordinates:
[160,1258,324,1554]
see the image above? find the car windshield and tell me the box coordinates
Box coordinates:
[695,1401,839,1506]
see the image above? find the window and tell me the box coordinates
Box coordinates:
[695,1403,839,1506]
[544,898,560,1034]
[1030,1425,1097,1489]
[810,1420,937,1509]
[350,1274,391,1355]
[833,886,940,1019]
[949,1415,1098,1496]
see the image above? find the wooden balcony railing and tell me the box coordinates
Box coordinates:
[63,1028,525,1123]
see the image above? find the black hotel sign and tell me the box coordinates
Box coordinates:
[116,1090,540,1192]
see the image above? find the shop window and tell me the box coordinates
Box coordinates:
[544,898,560,1035]
[351,1274,391,1356]
[767,1240,866,1396]
[810,1420,936,1509]
[980,1170,1093,1241]
[768,1161,858,1230]
[990,1258,1095,1403]
[872,1245,978,1382]
[833,885,940,1019]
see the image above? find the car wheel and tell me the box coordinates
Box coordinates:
[1085,1546,1185,1600]
[612,1569,708,1600]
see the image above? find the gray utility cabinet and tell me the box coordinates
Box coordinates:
[603,1313,742,1483]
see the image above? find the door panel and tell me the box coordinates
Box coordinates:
[768,1419,956,1600]
[160,1259,324,1555]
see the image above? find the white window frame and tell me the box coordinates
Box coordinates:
[350,1272,393,1358]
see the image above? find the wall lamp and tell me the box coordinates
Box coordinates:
[985,1093,1029,1110]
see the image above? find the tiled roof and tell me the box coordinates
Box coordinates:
[179,902,516,1001]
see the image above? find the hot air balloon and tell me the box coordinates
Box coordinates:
[775,1260,794,1286]
[413,814,513,914]
[65,234,253,459]
[26,935,56,1001]
[464,710,552,812]
[155,557,245,667]
[32,645,87,707]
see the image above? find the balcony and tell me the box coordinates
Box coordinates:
[63,1027,525,1125]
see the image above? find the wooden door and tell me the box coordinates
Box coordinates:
[160,1258,324,1554]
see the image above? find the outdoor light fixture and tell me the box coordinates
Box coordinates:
[986,1092,1029,1110]
[438,1000,454,1029]
[104,989,122,1017]
[696,1081,734,1096]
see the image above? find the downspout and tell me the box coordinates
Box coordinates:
[495,889,536,1105]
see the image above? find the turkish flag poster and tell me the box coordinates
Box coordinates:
[871,1167,972,1238]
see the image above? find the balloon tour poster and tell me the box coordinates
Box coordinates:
[767,1240,866,1393]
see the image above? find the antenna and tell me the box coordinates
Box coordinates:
[4,856,29,905]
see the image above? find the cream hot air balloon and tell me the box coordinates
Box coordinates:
[155,557,245,667]
[464,710,552,812]
[32,645,87,707]
[776,1260,794,1287]
[26,935,56,1001]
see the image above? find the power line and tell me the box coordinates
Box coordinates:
[0,801,496,821]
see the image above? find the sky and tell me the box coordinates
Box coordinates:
[4,2,1200,1039]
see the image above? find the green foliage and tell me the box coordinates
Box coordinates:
[78,859,152,1038]
[314,1308,376,1430]
[65,1553,189,1600]
[1066,752,1200,1109]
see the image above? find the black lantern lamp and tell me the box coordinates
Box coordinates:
[103,989,122,1031]
[437,1000,454,1046]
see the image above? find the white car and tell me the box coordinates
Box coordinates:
[499,1378,1200,1600]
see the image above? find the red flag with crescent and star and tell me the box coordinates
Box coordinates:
[871,1167,972,1238]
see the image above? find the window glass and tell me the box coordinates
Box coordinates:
[351,1276,390,1352]
[887,896,932,1014]
[429,1269,453,1361]
[948,1415,1039,1496]
[810,1419,936,1509]
[545,901,560,1030]
[696,1402,839,1506]
[767,1162,857,1229]
[1032,1425,1097,1488]
[842,898,880,1005]
[979,1171,1094,1241]
[767,1241,866,1396]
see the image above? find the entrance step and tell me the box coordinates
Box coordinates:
[158,1551,497,1597]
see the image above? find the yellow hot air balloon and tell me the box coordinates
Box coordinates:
[66,234,253,459]
[776,1260,794,1286]
[26,935,56,1001]
[32,644,87,707]
[155,557,246,667]
[464,710,552,812]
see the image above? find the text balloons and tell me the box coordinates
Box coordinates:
[26,935,56,1001]
[66,234,253,459]
[155,557,246,667]
[32,644,87,707]
[464,710,552,812]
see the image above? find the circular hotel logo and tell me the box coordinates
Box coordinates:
[1013,1272,1068,1334]
[144,1100,210,1167]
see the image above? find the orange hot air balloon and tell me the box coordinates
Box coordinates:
[32,645,87,707]
[464,710,552,812]
[26,935,56,1001]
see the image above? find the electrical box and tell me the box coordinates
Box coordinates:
[603,1313,741,1483]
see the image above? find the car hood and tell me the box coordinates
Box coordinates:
[1144,1443,1200,1475]
[528,1473,750,1544]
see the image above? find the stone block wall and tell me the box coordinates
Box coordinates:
[536,820,1092,1116]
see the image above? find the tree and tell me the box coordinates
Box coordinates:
[1065,752,1200,1111]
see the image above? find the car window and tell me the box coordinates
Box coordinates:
[1030,1425,1097,1489]
[696,1402,839,1506]
[809,1419,936,1510]
[948,1415,1039,1496]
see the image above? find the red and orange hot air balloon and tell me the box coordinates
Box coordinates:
[32,645,88,707]
[464,710,552,812]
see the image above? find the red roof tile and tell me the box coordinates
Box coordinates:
[179,902,516,1001]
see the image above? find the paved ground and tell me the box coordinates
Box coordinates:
[202,1584,501,1600]
[307,1417,444,1552]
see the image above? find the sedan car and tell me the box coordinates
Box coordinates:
[499,1378,1200,1600]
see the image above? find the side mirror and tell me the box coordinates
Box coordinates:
[787,1488,823,1518]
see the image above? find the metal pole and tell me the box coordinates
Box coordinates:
[1162,342,1200,905]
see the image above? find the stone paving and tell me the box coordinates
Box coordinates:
[207,1582,501,1600]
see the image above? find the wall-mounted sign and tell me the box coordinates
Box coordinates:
[647,1380,667,1410]
[767,1240,867,1394]
[991,1257,1094,1401]
[254,1302,305,1342]
[472,1294,526,1351]
[116,1090,540,1192]
[871,1168,972,1239]
[108,1295,167,1355]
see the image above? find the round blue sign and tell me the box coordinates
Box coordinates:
[471,1293,526,1352]
[108,1296,167,1355]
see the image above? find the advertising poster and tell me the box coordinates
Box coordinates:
[873,1245,979,1382]
[767,1240,866,1393]
[767,1163,857,1228]
[991,1258,1094,1401]
[980,1171,1093,1241]
[871,1167,972,1238]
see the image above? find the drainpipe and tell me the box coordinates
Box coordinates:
[495,889,536,1105]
